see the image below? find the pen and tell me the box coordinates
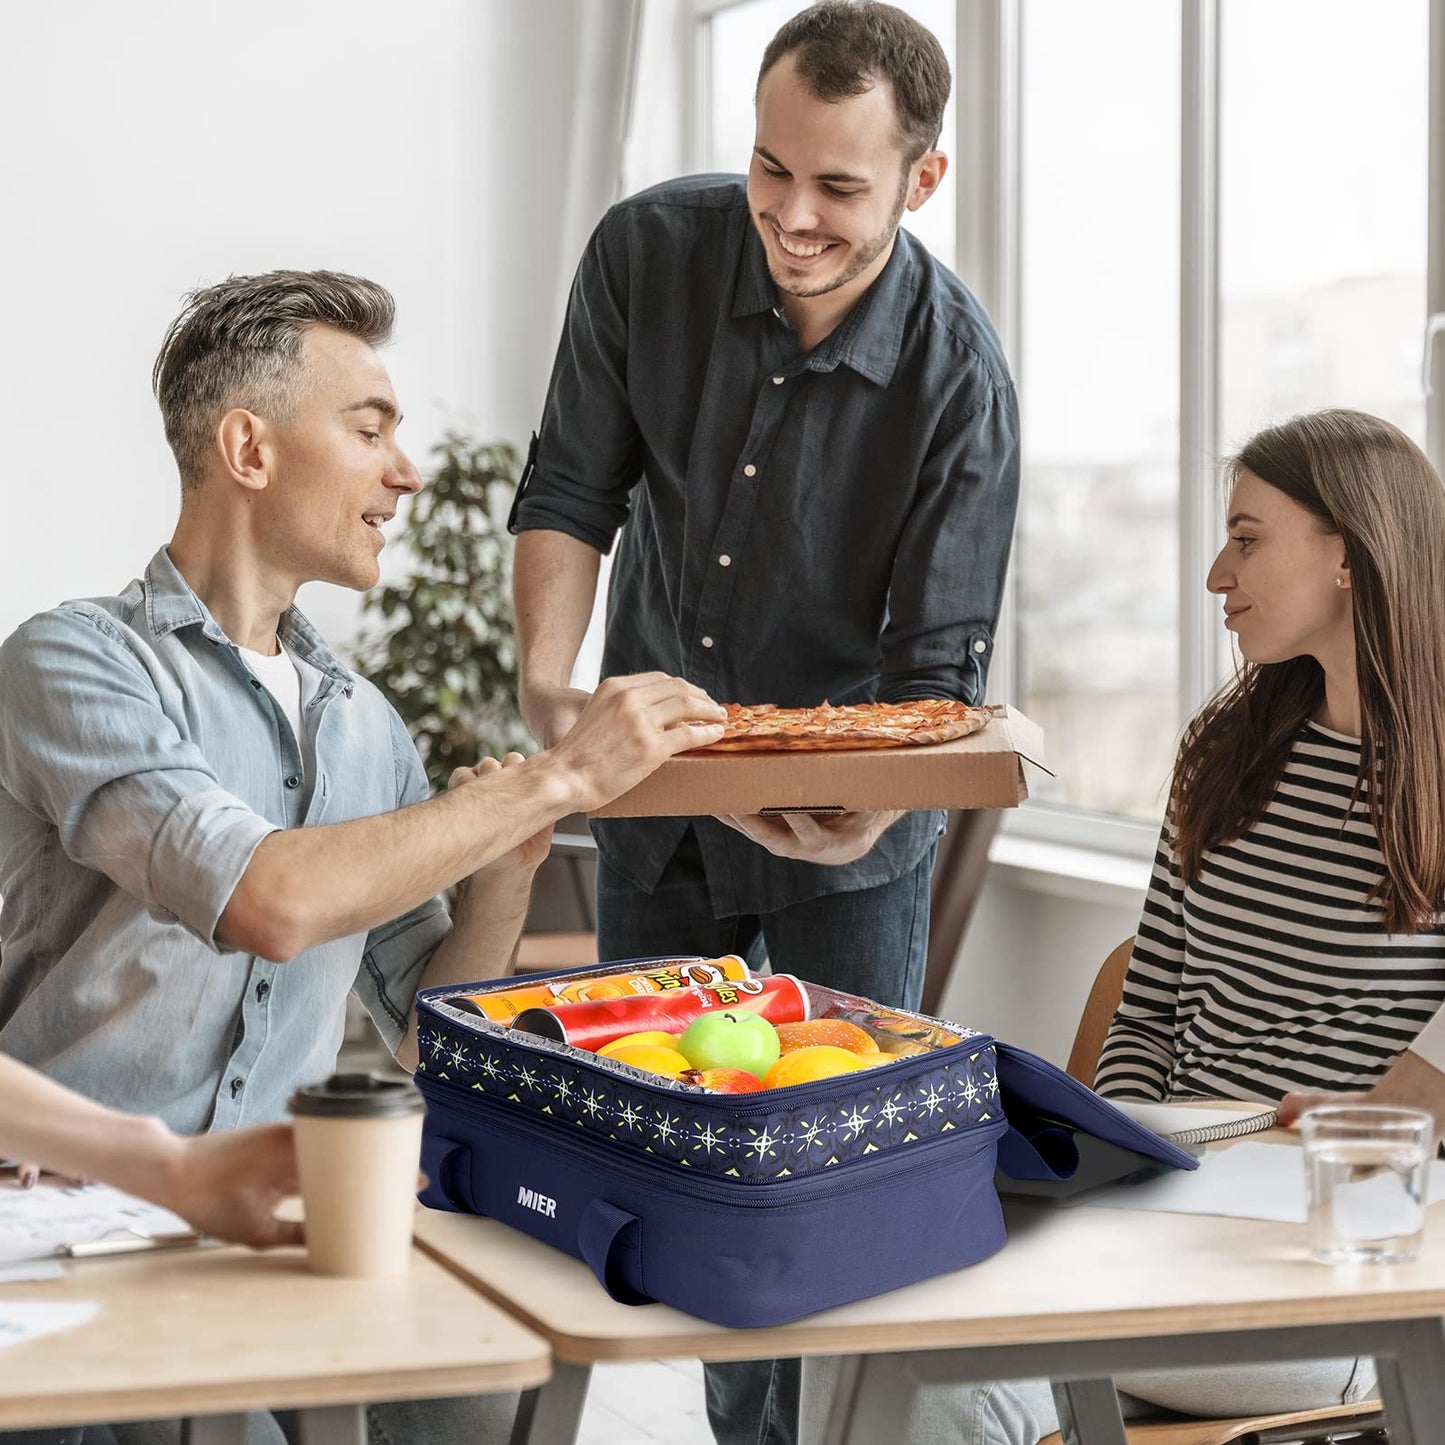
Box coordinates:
[64,1231,205,1259]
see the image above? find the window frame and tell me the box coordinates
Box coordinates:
[687,0,1445,861]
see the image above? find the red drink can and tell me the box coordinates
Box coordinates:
[512,975,811,1050]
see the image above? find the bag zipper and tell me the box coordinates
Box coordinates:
[419,1067,1007,1207]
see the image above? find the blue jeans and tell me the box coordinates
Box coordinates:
[597,826,938,1445]
[596,826,935,1011]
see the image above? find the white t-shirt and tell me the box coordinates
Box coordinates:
[239,638,304,759]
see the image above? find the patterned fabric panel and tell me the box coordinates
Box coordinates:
[414,1004,1000,1183]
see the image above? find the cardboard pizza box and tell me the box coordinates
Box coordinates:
[589,704,1047,818]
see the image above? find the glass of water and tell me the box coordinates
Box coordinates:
[1300,1104,1434,1264]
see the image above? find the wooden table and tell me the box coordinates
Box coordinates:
[0,1242,550,1444]
[414,1181,1445,1445]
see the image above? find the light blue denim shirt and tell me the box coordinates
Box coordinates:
[0,548,449,1134]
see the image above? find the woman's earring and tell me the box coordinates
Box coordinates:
[1335,576,1345,588]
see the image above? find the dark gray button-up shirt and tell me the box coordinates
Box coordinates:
[514,175,1019,914]
[0,548,449,1133]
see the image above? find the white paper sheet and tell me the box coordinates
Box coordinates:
[0,1300,100,1350]
[0,1178,193,1265]
[0,1260,66,1285]
[1081,1140,1445,1222]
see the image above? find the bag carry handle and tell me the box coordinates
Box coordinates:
[420,1134,479,1214]
[577,1199,653,1306]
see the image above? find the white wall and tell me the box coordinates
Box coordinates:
[939,877,1145,1066]
[0,0,584,648]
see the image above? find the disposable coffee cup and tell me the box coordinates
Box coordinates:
[289,1072,426,1278]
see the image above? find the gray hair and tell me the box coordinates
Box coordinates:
[152,269,395,486]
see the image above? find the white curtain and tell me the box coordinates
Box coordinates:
[551,0,646,340]
[551,0,648,688]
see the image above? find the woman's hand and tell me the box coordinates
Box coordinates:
[144,1121,304,1251]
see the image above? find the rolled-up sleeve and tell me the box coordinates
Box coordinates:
[878,369,1020,704]
[511,210,642,553]
[0,608,276,950]
[349,709,451,1050]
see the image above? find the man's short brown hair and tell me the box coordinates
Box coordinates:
[152,269,394,486]
[758,1,951,164]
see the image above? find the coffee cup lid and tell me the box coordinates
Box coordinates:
[289,1072,425,1119]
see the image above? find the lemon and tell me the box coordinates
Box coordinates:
[596,1031,685,1059]
[604,1043,693,1079]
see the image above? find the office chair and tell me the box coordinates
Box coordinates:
[1038,940,1387,1445]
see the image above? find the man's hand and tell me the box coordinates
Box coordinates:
[151,1123,304,1251]
[520,681,594,750]
[716,809,905,867]
[548,673,726,813]
[448,753,554,873]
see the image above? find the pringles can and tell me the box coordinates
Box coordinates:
[451,955,751,1024]
[512,975,811,1051]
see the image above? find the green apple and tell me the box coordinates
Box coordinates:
[679,1011,781,1079]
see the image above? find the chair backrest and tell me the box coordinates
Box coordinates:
[1065,936,1135,1084]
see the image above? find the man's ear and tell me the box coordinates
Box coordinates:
[906,150,948,212]
[215,409,273,493]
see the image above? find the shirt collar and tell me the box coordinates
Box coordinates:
[143,546,356,687]
[731,224,914,387]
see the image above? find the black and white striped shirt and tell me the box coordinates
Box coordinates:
[1095,721,1445,1103]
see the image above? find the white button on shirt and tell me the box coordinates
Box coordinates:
[701,636,715,649]
[743,464,757,477]
[718,555,732,567]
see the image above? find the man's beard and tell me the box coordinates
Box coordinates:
[766,167,911,300]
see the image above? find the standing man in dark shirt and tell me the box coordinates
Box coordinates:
[511,8,1018,1436]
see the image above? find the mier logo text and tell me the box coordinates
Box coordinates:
[517,1186,558,1218]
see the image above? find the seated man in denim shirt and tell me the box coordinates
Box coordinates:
[0,269,724,1445]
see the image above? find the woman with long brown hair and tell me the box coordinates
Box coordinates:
[804,409,1445,1443]
[1098,407,1445,1108]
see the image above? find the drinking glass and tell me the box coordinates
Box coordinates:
[1300,1104,1433,1264]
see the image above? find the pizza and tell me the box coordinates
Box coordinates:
[689,699,992,753]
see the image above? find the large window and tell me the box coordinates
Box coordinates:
[1015,0,1181,820]
[1219,1,1429,454]
[689,0,1445,848]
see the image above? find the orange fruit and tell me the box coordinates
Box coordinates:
[775,1020,881,1056]
[604,1043,692,1079]
[596,1031,684,1059]
[762,1045,868,1090]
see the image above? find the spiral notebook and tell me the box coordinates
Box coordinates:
[1110,1098,1278,1147]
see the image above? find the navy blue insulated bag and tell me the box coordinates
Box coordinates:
[413,961,1197,1328]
